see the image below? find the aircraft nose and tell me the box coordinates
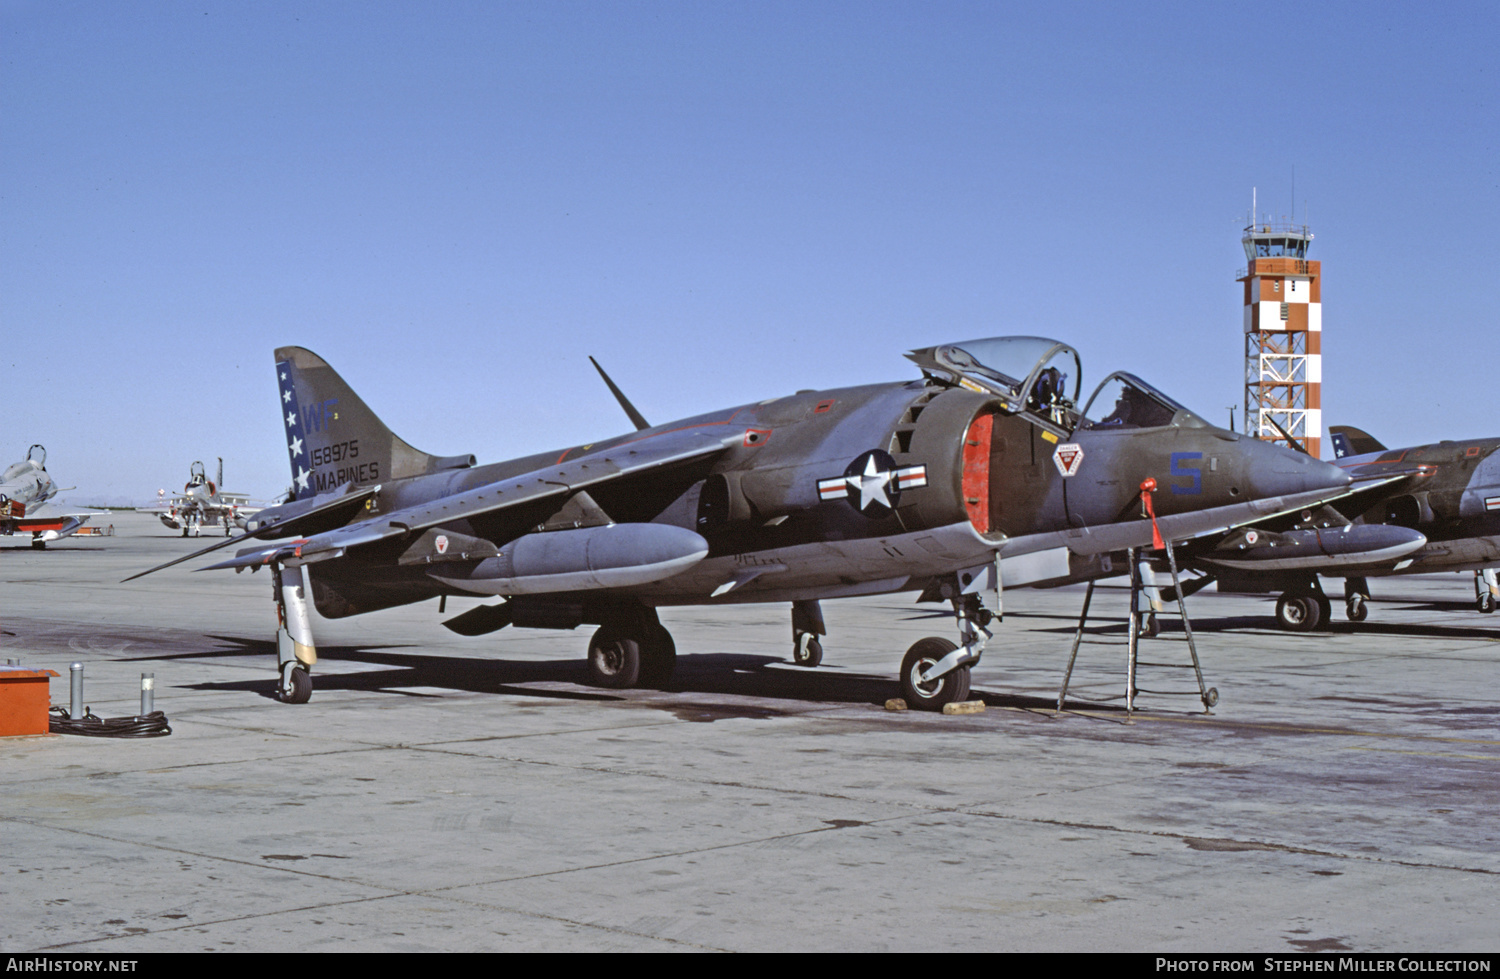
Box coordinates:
[1241,438,1350,498]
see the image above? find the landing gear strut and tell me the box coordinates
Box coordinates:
[1477,570,1498,614]
[901,567,997,711]
[790,599,824,667]
[1344,577,1371,623]
[1134,558,1162,638]
[273,562,317,704]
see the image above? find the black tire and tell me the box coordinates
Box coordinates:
[1140,613,1161,638]
[31,538,45,550]
[898,637,971,711]
[280,667,312,704]
[793,633,823,667]
[587,627,641,689]
[1346,595,1369,622]
[1478,593,1496,615]
[638,625,677,686]
[1275,593,1322,632]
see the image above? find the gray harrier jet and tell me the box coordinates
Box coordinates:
[1189,425,1500,629]
[133,338,1373,707]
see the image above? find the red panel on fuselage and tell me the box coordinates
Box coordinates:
[963,412,993,534]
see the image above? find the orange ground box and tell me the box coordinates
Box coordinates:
[0,666,60,737]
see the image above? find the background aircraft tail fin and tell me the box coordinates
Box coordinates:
[1328,425,1387,459]
[274,347,475,499]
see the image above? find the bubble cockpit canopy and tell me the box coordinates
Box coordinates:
[906,337,1082,429]
[908,337,1211,435]
[1079,372,1206,431]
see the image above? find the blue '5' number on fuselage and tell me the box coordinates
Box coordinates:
[1170,452,1202,495]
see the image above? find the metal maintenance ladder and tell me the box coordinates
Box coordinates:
[1055,543,1218,715]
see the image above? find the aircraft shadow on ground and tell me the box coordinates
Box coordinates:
[1024,612,1498,642]
[1383,599,1491,613]
[162,637,1067,712]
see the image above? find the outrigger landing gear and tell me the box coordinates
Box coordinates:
[1344,577,1371,623]
[790,599,825,667]
[902,567,997,711]
[1134,555,1162,638]
[1476,569,1498,614]
[272,562,317,704]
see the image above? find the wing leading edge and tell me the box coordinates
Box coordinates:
[200,428,734,573]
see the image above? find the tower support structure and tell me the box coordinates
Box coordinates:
[1238,222,1321,457]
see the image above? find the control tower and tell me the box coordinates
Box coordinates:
[1238,220,1321,457]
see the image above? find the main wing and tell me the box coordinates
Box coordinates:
[4,498,109,539]
[128,428,733,580]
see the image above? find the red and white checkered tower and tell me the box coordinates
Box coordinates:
[1239,213,1321,457]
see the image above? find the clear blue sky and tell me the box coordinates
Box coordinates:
[3,1,1495,503]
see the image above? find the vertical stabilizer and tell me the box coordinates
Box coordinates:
[1328,425,1387,459]
[275,347,475,499]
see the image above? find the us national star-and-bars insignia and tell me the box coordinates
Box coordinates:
[817,449,927,519]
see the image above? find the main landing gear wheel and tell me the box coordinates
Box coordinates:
[1479,593,1496,615]
[587,627,641,689]
[1275,592,1323,632]
[279,664,312,704]
[899,637,971,711]
[638,625,677,687]
[1139,612,1160,638]
[1346,594,1369,622]
[793,631,823,667]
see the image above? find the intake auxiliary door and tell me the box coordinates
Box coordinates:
[962,406,1068,538]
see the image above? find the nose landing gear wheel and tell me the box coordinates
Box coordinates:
[1479,593,1496,615]
[899,637,971,711]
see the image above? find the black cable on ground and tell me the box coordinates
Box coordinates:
[49,706,172,737]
